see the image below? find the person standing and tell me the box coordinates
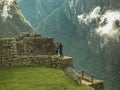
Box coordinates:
[59,43,63,57]
[55,42,59,55]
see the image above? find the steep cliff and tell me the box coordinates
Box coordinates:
[0,0,33,37]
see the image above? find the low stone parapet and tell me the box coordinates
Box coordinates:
[18,55,73,69]
[65,67,81,84]
[0,55,73,70]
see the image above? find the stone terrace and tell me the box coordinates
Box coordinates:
[0,33,73,69]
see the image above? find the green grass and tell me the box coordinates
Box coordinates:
[0,67,94,90]
[98,88,105,90]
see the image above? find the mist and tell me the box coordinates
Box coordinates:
[78,6,120,44]
[77,6,101,25]
[0,0,14,21]
[96,11,120,39]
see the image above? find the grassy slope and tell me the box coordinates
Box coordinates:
[0,67,94,90]
[98,88,105,90]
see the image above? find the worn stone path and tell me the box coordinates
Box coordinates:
[81,75,104,89]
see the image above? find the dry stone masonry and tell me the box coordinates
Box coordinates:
[0,33,73,69]
[65,67,81,84]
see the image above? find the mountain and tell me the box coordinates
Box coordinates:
[17,0,120,90]
[0,0,33,37]
[17,0,64,27]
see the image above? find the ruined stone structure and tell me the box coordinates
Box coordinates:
[0,33,105,89]
[0,33,73,69]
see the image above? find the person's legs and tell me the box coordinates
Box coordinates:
[60,50,63,57]
[56,49,58,55]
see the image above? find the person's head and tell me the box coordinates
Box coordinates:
[60,43,63,45]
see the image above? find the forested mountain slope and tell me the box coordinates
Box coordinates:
[18,0,64,27]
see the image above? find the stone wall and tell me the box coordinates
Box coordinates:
[65,67,81,84]
[0,34,73,69]
[17,55,73,69]
[0,38,17,66]
[16,34,55,55]
[0,55,73,69]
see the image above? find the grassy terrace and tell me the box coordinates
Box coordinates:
[0,67,94,90]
